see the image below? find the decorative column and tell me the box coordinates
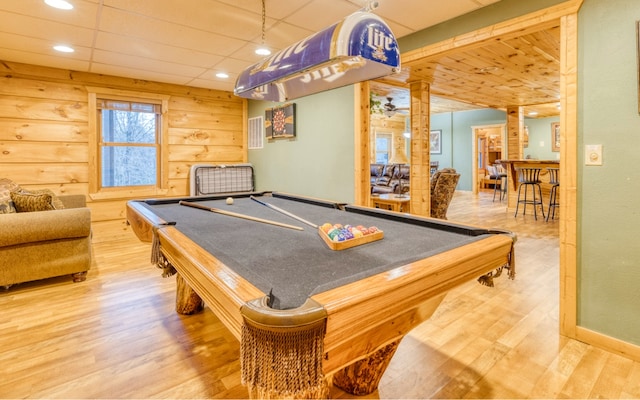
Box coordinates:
[355,82,371,207]
[506,105,524,160]
[409,80,430,216]
[505,106,524,209]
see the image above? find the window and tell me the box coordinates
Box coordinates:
[375,133,392,164]
[87,87,169,199]
[98,99,160,187]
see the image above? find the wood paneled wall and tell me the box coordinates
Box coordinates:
[370,113,407,161]
[0,61,247,242]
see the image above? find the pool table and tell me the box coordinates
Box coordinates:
[127,192,515,398]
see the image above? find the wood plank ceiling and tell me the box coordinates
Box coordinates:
[372,24,561,118]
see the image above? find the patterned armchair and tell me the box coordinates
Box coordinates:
[430,168,460,219]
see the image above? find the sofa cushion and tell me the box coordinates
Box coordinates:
[381,165,395,178]
[0,179,66,211]
[0,178,21,193]
[0,188,16,214]
[0,207,91,247]
[370,164,383,177]
[10,191,56,212]
[0,179,20,214]
[29,189,65,210]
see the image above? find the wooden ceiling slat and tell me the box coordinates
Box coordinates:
[394,24,561,118]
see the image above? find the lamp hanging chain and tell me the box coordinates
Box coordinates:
[261,0,266,45]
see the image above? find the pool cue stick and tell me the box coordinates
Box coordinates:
[179,201,304,231]
[250,195,318,229]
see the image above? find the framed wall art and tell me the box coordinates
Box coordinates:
[551,122,560,152]
[265,103,296,139]
[430,129,442,154]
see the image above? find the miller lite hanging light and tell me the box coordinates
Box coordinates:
[234,10,400,102]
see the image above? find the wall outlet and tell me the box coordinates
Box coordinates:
[585,144,603,166]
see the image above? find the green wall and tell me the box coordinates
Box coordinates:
[524,116,561,160]
[431,109,507,191]
[400,0,567,52]
[247,0,640,349]
[248,85,355,203]
[578,0,640,345]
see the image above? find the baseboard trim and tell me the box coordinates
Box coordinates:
[576,326,640,361]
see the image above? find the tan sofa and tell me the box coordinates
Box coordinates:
[0,187,92,288]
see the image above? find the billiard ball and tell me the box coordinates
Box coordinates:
[226,197,234,205]
[320,223,333,233]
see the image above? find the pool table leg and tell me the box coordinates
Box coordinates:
[175,273,204,314]
[331,340,400,395]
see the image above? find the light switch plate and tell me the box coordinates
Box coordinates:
[585,144,603,166]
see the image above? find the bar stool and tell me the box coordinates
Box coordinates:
[493,172,508,202]
[514,167,545,220]
[546,167,559,221]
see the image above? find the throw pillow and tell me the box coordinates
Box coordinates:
[10,191,56,212]
[0,178,21,193]
[0,188,16,213]
[29,188,65,210]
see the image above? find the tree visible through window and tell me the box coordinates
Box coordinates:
[98,99,160,188]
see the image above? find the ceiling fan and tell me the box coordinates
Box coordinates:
[383,97,409,117]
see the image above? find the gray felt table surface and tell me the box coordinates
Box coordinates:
[142,194,493,310]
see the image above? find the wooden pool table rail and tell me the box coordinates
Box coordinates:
[126,197,515,397]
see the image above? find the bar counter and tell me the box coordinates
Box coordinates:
[496,159,559,214]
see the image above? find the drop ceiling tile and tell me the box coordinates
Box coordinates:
[226,43,274,65]
[0,47,90,72]
[212,57,247,75]
[104,0,268,42]
[0,31,92,62]
[0,0,99,29]
[376,0,484,31]
[0,10,95,47]
[475,0,502,5]
[262,21,314,50]
[90,63,194,86]
[94,32,224,68]
[0,0,509,96]
[215,0,314,20]
[187,76,236,92]
[283,0,360,32]
[91,49,207,77]
[99,6,246,57]
[385,20,416,39]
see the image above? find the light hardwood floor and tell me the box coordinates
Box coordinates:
[1,191,639,399]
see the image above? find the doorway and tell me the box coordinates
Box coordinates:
[471,124,505,195]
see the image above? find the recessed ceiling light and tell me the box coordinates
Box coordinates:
[255,47,271,56]
[53,45,74,53]
[44,0,74,10]
[528,111,539,116]
[215,72,229,79]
